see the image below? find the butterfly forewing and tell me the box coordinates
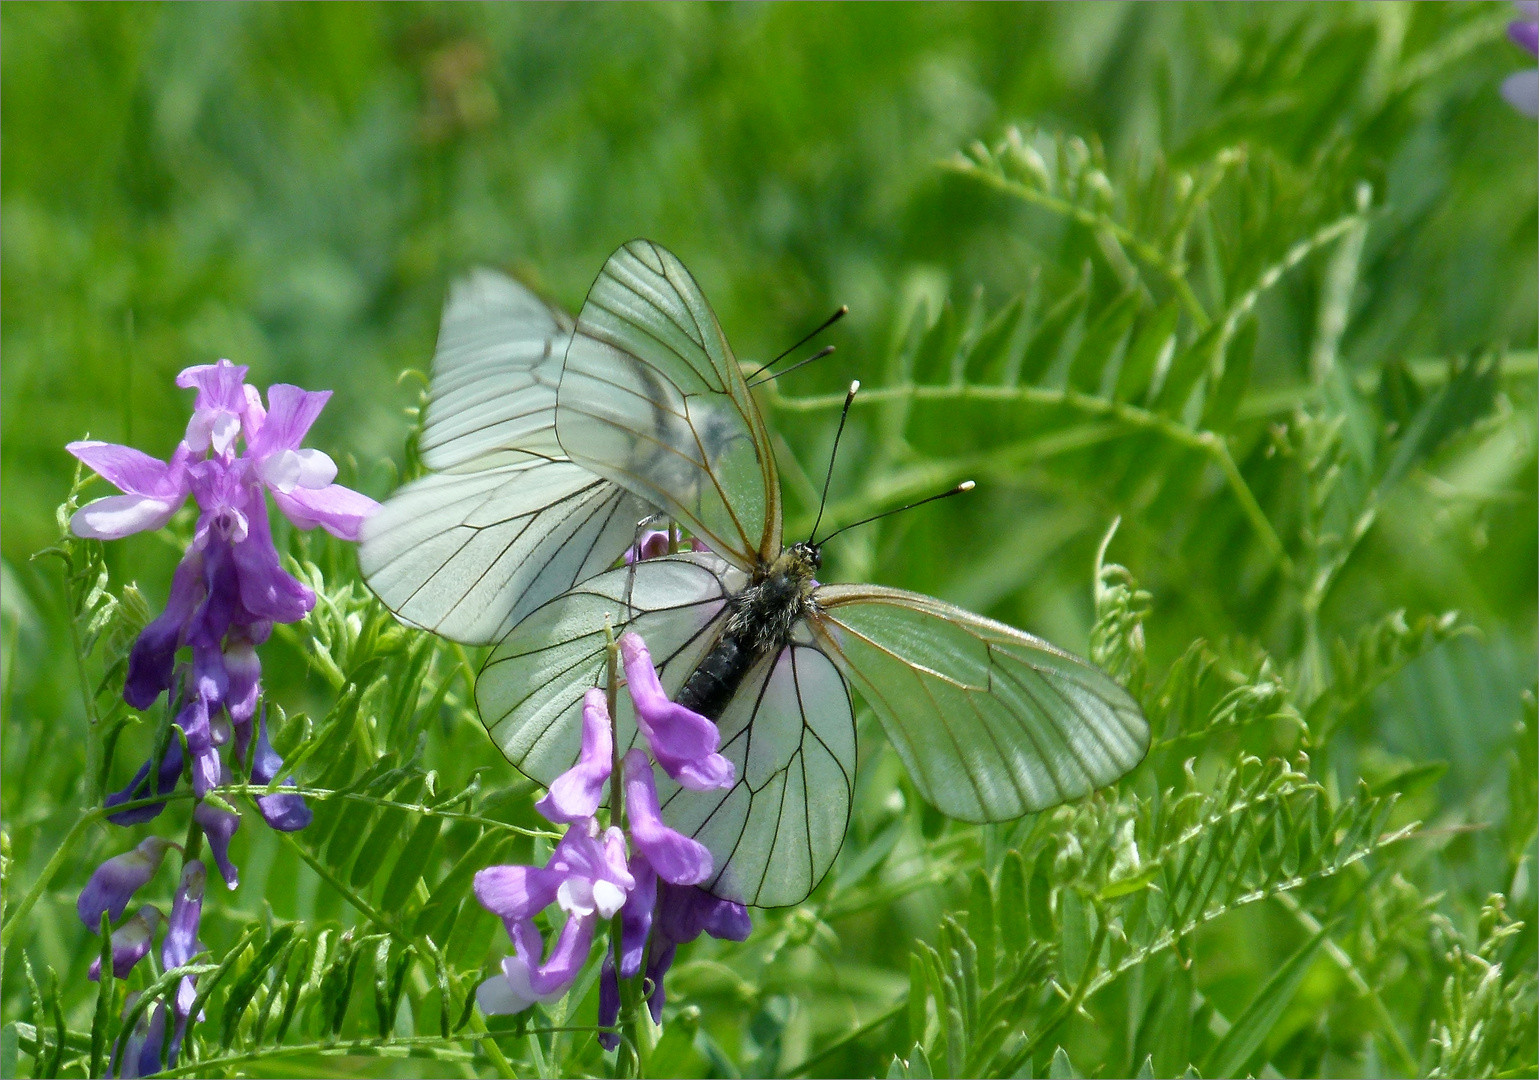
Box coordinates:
[360,269,651,645]
[810,584,1149,822]
[556,239,782,569]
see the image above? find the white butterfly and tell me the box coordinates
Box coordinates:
[472,240,1150,907]
[359,270,652,645]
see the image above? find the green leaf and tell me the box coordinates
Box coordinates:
[1200,317,1256,431]
[1380,349,1501,487]
[221,924,297,1050]
[968,295,1028,383]
[1068,290,1141,393]
[969,870,996,989]
[649,1005,707,1078]
[1369,761,1448,798]
[414,828,513,943]
[381,810,444,914]
[1017,272,1089,385]
[1199,918,1334,1078]
[352,773,427,889]
[1116,302,1181,403]
[1153,322,1220,415]
[998,850,1029,957]
[1050,1046,1081,1079]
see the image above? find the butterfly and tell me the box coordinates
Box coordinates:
[468,239,1151,907]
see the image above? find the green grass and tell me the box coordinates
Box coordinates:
[2,3,1535,1077]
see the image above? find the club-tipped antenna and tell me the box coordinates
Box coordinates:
[746,304,848,383]
[817,480,975,546]
[807,381,860,544]
[746,345,835,388]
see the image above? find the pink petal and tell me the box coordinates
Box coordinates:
[176,359,249,411]
[251,384,331,455]
[70,495,182,540]
[622,750,712,886]
[474,865,564,923]
[271,484,380,540]
[535,689,613,824]
[620,633,735,791]
[67,440,189,498]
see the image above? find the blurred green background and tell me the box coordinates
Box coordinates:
[2,3,1535,1077]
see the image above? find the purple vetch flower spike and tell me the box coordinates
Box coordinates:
[622,750,712,886]
[78,837,175,928]
[90,905,162,981]
[477,916,598,1016]
[545,818,634,922]
[163,860,207,1024]
[536,688,613,823]
[105,736,184,826]
[618,633,734,791]
[598,957,622,1050]
[177,359,253,456]
[66,440,195,541]
[194,772,242,889]
[248,384,380,541]
[250,708,313,831]
[598,851,661,1049]
[177,693,223,801]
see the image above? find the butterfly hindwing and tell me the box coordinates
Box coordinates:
[810,584,1149,822]
[556,239,782,569]
[659,636,854,907]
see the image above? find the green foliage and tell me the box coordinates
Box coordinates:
[2,4,1534,1079]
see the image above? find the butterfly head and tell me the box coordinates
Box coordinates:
[789,541,822,574]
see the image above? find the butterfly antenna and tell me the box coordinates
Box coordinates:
[745,304,848,383]
[746,345,835,388]
[817,480,975,546]
[808,381,860,544]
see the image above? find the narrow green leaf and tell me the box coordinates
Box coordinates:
[1068,290,1141,393]
[1029,850,1055,940]
[352,773,427,889]
[89,913,114,1079]
[380,798,445,913]
[1017,272,1090,385]
[969,870,996,989]
[908,952,929,1048]
[222,924,297,1050]
[998,850,1029,957]
[1153,322,1221,415]
[968,294,1027,383]
[1200,316,1256,431]
[649,1004,705,1078]
[1050,1045,1081,1079]
[1058,889,1089,984]
[415,828,512,943]
[1115,302,1180,403]
[908,1042,934,1080]
[1136,1053,1155,1079]
[1199,918,1334,1078]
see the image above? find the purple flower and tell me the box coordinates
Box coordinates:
[177,360,259,456]
[535,689,613,823]
[162,861,206,1023]
[1505,1,1539,116]
[78,837,174,928]
[473,818,634,1014]
[619,633,734,791]
[194,775,242,889]
[625,530,708,564]
[89,905,162,981]
[622,750,712,886]
[105,737,184,826]
[65,441,195,541]
[250,708,313,831]
[246,384,378,541]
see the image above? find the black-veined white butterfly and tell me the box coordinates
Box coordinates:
[460,240,1150,907]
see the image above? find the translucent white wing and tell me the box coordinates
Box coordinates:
[810,585,1148,822]
[556,239,782,569]
[479,553,746,784]
[419,267,570,468]
[361,269,651,644]
[479,554,855,907]
[359,457,644,644]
